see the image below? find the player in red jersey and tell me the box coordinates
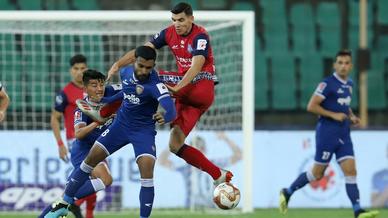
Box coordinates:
[50,54,96,218]
[106,2,232,186]
[0,81,10,122]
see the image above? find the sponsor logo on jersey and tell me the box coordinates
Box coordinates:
[187,44,193,53]
[337,88,344,94]
[337,96,351,106]
[136,85,144,95]
[74,111,81,121]
[123,93,140,105]
[55,95,63,104]
[156,83,168,95]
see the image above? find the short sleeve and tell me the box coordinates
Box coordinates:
[149,29,168,49]
[150,82,170,101]
[74,109,87,127]
[314,81,330,99]
[191,33,209,57]
[54,91,68,112]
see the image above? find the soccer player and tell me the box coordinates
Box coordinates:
[0,81,10,122]
[106,2,233,186]
[279,50,379,218]
[45,46,176,218]
[50,54,95,218]
[40,69,116,218]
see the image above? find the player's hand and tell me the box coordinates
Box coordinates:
[331,112,348,122]
[107,62,119,81]
[58,146,69,163]
[0,111,5,122]
[349,115,361,127]
[165,84,180,94]
[153,112,165,125]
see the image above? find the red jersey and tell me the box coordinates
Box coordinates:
[150,23,215,76]
[54,82,85,139]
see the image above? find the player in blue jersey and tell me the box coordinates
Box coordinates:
[279,50,378,218]
[0,81,10,122]
[40,69,119,218]
[45,46,176,218]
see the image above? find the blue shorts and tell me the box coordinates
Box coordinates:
[315,124,354,164]
[70,141,92,168]
[95,119,157,161]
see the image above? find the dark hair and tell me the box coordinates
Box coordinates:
[171,2,193,16]
[135,46,157,61]
[335,49,352,59]
[82,69,106,85]
[69,54,87,66]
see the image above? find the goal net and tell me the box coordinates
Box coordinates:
[0,11,254,213]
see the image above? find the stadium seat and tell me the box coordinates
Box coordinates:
[17,0,41,10]
[73,0,99,10]
[23,34,52,110]
[367,52,386,109]
[290,4,316,53]
[76,35,104,71]
[316,3,340,56]
[171,0,198,9]
[255,37,268,110]
[271,55,297,109]
[299,54,323,108]
[377,0,388,24]
[0,0,17,10]
[0,34,22,110]
[231,1,255,11]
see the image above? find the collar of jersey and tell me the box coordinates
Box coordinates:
[333,72,348,84]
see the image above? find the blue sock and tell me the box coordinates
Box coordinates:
[75,178,106,199]
[287,172,312,195]
[345,176,361,212]
[64,162,94,204]
[38,204,52,218]
[139,179,154,218]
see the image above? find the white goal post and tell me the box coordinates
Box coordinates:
[0,11,254,213]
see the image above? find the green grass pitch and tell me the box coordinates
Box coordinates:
[1,208,387,218]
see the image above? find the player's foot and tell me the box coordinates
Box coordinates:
[213,169,233,186]
[279,188,291,215]
[68,204,84,218]
[75,99,106,123]
[44,201,69,218]
[356,209,379,218]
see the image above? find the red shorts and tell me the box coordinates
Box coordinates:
[172,79,214,136]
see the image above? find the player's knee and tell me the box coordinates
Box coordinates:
[169,143,181,153]
[343,168,357,176]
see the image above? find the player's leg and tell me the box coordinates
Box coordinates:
[279,134,333,214]
[170,81,232,184]
[137,155,156,218]
[337,140,379,218]
[132,132,157,218]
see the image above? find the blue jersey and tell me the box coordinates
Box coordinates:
[116,66,170,129]
[313,73,355,164]
[71,85,121,167]
[315,73,353,127]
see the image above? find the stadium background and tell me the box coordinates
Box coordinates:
[1,0,388,217]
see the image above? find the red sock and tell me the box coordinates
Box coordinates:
[100,100,122,117]
[85,193,97,218]
[177,144,221,180]
[74,198,84,206]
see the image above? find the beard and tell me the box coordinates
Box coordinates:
[135,73,149,82]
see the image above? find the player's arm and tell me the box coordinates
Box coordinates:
[168,55,205,93]
[153,96,176,125]
[50,109,69,162]
[348,108,361,126]
[74,121,99,140]
[217,132,242,164]
[0,86,10,122]
[307,95,347,122]
[108,41,157,80]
